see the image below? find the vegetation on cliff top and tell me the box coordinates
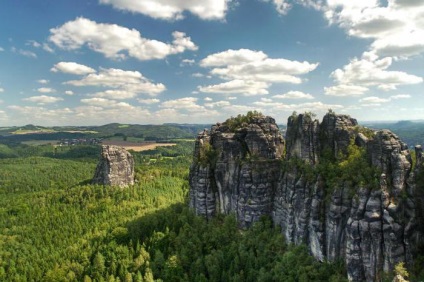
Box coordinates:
[223,110,265,132]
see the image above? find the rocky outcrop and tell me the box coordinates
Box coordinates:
[92,145,135,187]
[189,112,423,281]
[189,115,284,227]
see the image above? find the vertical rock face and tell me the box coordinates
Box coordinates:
[189,112,424,281]
[92,145,135,187]
[285,113,320,164]
[189,115,284,227]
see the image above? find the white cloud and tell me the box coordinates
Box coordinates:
[91,90,138,100]
[65,68,166,97]
[23,95,63,104]
[37,87,56,93]
[254,100,344,113]
[99,0,229,20]
[12,47,37,58]
[273,90,314,99]
[37,79,49,84]
[138,98,160,104]
[204,100,231,108]
[329,53,422,91]
[198,80,270,96]
[0,88,4,93]
[359,96,391,106]
[262,0,292,15]
[204,97,213,101]
[65,90,74,96]
[371,29,424,58]
[81,97,132,108]
[192,73,205,78]
[43,43,54,53]
[161,97,206,112]
[323,0,424,59]
[51,62,96,75]
[199,49,318,95]
[200,49,268,67]
[324,84,369,96]
[27,40,41,48]
[390,94,411,99]
[49,17,198,61]
[28,40,55,53]
[181,59,195,66]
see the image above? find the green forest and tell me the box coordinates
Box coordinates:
[0,131,420,281]
[0,141,350,282]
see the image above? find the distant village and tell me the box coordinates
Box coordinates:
[58,138,103,146]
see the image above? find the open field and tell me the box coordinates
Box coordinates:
[101,140,176,151]
[21,140,59,146]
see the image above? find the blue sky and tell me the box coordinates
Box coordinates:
[0,0,423,126]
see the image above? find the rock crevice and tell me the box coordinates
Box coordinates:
[189,112,423,281]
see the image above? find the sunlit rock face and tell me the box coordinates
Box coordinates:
[189,115,284,227]
[92,145,134,187]
[189,112,424,281]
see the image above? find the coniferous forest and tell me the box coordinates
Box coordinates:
[0,140,353,282]
[3,132,423,281]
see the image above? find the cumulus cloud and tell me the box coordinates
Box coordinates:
[262,0,292,15]
[161,97,206,112]
[0,87,4,93]
[37,79,49,84]
[328,52,422,92]
[199,49,318,95]
[273,91,314,99]
[81,97,133,108]
[200,49,268,67]
[51,62,96,75]
[49,17,198,61]
[323,0,424,59]
[65,90,74,96]
[359,96,391,106]
[37,87,56,93]
[138,98,160,104]
[198,80,270,96]
[204,100,231,108]
[99,0,229,20]
[7,104,153,126]
[180,59,195,66]
[390,94,411,99]
[253,100,343,113]
[324,84,369,96]
[65,67,166,97]
[23,95,63,104]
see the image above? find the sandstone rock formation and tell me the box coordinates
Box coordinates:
[189,112,423,281]
[92,145,135,187]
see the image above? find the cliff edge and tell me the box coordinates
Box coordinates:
[189,111,423,281]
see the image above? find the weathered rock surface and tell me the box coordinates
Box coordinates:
[189,112,424,281]
[92,145,135,187]
[189,116,284,227]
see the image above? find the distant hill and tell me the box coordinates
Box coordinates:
[363,120,424,148]
[0,123,211,144]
